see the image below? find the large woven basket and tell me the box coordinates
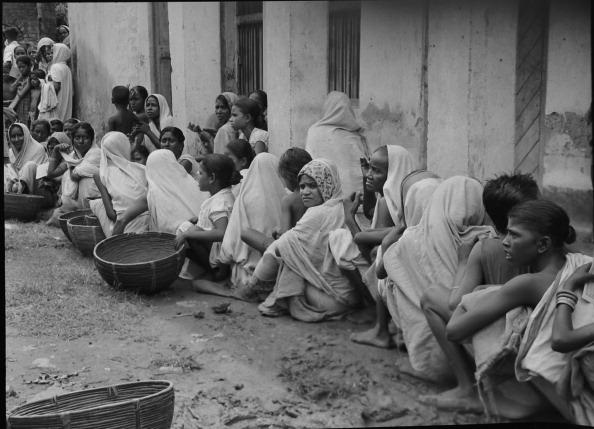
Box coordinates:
[58,209,93,242]
[67,215,106,257]
[7,380,174,429]
[4,193,45,222]
[94,232,185,294]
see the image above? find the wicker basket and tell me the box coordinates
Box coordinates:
[84,214,100,226]
[4,193,45,222]
[58,209,93,242]
[67,215,106,257]
[94,232,185,294]
[7,380,174,429]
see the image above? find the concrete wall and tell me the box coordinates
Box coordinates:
[2,2,60,46]
[541,0,592,232]
[263,1,329,157]
[426,0,517,180]
[68,2,153,140]
[168,2,221,130]
[359,0,426,165]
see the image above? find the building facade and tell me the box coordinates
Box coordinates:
[68,0,592,234]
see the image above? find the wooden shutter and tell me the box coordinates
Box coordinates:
[514,0,548,179]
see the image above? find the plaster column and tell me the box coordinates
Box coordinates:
[168,2,221,131]
[263,1,329,156]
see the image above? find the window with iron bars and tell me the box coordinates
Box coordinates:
[237,1,263,96]
[328,1,361,100]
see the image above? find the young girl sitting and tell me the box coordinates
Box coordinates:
[229,97,268,154]
[131,143,149,165]
[225,138,255,196]
[174,154,240,296]
[276,147,312,236]
[50,119,64,133]
[445,200,589,418]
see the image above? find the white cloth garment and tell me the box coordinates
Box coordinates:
[47,43,73,121]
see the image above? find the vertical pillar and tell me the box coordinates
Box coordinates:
[263,1,329,156]
[168,2,221,130]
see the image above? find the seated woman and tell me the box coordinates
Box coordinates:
[132,93,174,153]
[175,154,240,296]
[254,159,368,322]
[89,132,150,237]
[5,122,47,194]
[218,153,288,298]
[238,147,312,272]
[551,262,594,426]
[211,92,239,154]
[230,97,268,154]
[305,91,370,198]
[159,126,201,181]
[47,122,101,225]
[131,142,149,165]
[249,89,268,130]
[224,138,255,196]
[113,149,208,236]
[382,176,495,383]
[34,131,72,208]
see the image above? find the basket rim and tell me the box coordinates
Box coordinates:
[66,215,103,227]
[58,208,93,221]
[7,380,174,419]
[93,232,183,267]
[3,192,45,200]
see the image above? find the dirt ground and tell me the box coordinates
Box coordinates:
[6,220,587,427]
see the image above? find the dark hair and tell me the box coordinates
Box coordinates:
[201,154,242,188]
[4,27,18,39]
[226,139,255,168]
[132,142,149,159]
[508,200,576,247]
[64,118,80,127]
[250,89,268,110]
[483,173,540,233]
[278,147,313,191]
[15,55,32,68]
[72,122,95,141]
[130,85,148,101]
[233,97,266,130]
[32,69,46,80]
[216,94,231,111]
[160,126,185,143]
[32,119,51,136]
[112,85,130,105]
[50,119,64,131]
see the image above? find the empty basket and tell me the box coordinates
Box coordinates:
[67,215,106,257]
[94,232,185,294]
[58,209,93,242]
[7,380,174,429]
[4,193,45,222]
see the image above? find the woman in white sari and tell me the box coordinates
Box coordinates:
[114,149,209,236]
[218,153,287,292]
[305,91,369,197]
[254,159,367,322]
[5,122,47,194]
[44,43,72,121]
[36,37,54,74]
[382,176,495,383]
[132,93,174,153]
[47,122,101,225]
[89,132,150,237]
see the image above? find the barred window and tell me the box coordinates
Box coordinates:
[237,1,263,95]
[328,1,361,99]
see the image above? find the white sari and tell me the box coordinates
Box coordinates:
[89,132,150,236]
[47,43,73,121]
[219,153,287,289]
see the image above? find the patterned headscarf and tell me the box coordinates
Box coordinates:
[298,158,342,202]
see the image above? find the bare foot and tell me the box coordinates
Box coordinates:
[418,387,484,414]
[345,306,375,325]
[350,325,395,349]
[192,279,233,298]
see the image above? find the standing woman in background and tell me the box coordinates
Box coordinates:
[36,37,54,74]
[57,25,71,48]
[212,92,239,154]
[46,43,73,122]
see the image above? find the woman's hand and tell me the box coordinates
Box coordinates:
[53,143,71,155]
[563,263,594,292]
[112,217,128,236]
[188,122,201,133]
[344,191,362,218]
[174,232,187,250]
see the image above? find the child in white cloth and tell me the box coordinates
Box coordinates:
[174,154,241,296]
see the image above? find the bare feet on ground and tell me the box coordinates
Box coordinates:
[350,325,395,349]
[418,387,484,414]
[192,279,234,298]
